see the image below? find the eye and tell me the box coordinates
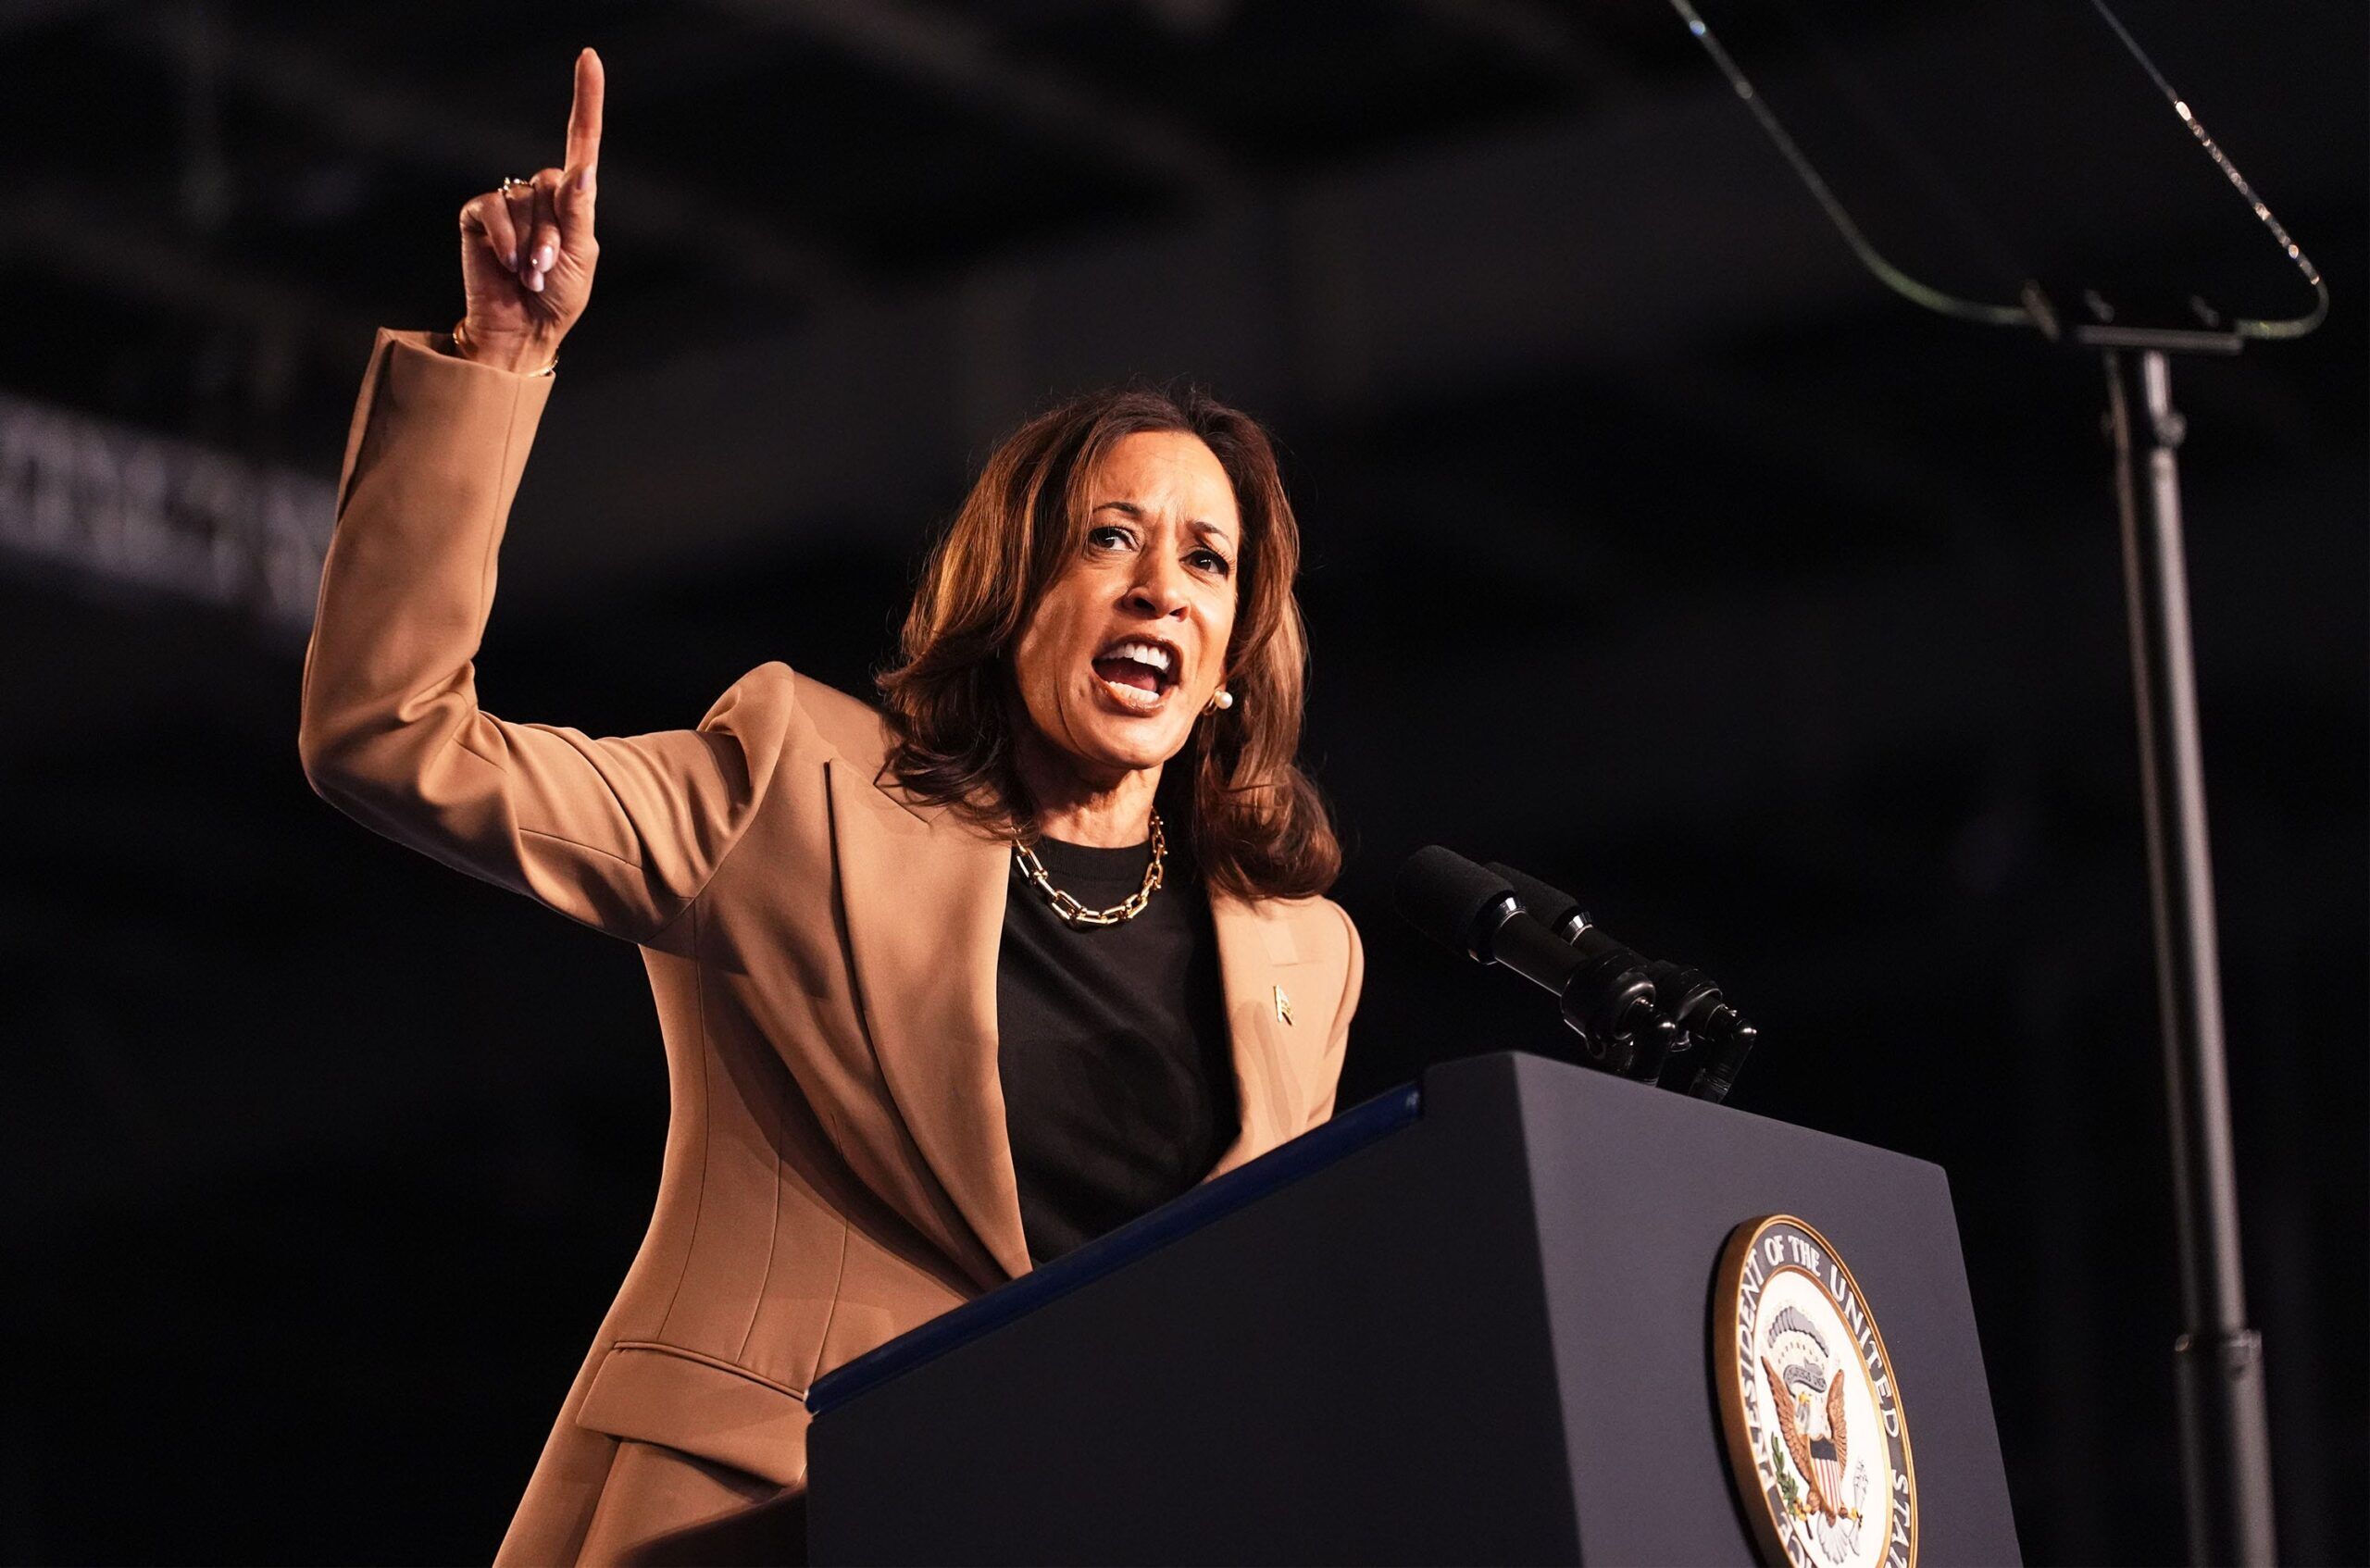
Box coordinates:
[1088,524,1136,553]
[1189,547,1232,578]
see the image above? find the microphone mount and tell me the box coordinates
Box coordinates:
[1486,860,1761,1103]
[1395,847,1661,1076]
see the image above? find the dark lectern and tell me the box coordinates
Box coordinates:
[805,1051,2018,1565]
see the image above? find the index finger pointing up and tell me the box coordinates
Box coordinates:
[565,47,604,174]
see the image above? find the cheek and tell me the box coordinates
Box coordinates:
[1016,629,1055,693]
[1022,577,1112,672]
[1013,604,1082,700]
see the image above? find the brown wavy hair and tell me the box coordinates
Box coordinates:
[877,384,1341,902]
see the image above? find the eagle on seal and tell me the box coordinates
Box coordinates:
[1764,1354,1852,1522]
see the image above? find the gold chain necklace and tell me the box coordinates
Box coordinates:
[1012,810,1166,928]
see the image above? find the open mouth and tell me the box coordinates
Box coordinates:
[1090,636,1179,710]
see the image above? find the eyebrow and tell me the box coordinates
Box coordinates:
[1092,500,1236,551]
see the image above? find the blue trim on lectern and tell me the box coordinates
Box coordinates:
[805,1080,1424,1417]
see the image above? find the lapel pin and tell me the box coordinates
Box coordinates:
[1274,985,1293,1026]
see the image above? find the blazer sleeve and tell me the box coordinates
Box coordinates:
[297,328,797,949]
[1302,902,1366,1130]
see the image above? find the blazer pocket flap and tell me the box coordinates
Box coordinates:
[574,1340,812,1488]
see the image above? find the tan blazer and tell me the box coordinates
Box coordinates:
[297,330,1365,1564]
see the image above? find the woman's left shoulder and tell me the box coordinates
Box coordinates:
[1241,890,1360,968]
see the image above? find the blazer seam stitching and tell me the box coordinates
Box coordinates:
[655,898,713,1340]
[516,824,643,867]
[804,1104,855,1393]
[733,1097,786,1363]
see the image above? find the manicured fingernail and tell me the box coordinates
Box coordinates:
[527,268,544,293]
[535,243,556,271]
[505,247,518,269]
[574,168,592,194]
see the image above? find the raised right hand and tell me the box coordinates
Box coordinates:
[454,48,604,373]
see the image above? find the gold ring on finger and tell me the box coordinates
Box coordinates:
[500,177,531,196]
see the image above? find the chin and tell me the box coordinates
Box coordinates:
[1081,728,1189,775]
[1059,683,1195,771]
[1064,712,1190,774]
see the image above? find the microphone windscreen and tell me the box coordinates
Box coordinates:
[1486,862,1584,929]
[1393,845,1514,961]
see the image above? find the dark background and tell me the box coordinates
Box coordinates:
[2,1,2361,1562]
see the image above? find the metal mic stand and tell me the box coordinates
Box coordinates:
[1665,1,2321,1551]
[2085,323,2276,1568]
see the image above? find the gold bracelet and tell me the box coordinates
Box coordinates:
[451,317,557,377]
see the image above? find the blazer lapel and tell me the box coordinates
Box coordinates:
[1204,893,1302,1182]
[826,758,1032,1285]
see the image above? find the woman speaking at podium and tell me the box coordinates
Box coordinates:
[297,47,1363,1567]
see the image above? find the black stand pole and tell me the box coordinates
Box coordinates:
[2099,341,2276,1568]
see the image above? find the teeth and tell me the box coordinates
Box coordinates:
[1103,640,1172,673]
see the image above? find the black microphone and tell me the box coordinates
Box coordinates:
[1392,847,1659,1073]
[1485,863,1742,1039]
[1481,860,1682,1083]
[1485,861,1759,1103]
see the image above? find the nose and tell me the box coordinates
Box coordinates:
[1123,553,1191,619]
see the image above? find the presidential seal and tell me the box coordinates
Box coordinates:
[1714,1215,1918,1568]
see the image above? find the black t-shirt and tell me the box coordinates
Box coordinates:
[995,830,1239,1267]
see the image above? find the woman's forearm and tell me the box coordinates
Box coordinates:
[297,327,555,806]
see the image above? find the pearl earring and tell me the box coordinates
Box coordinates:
[1205,688,1234,715]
